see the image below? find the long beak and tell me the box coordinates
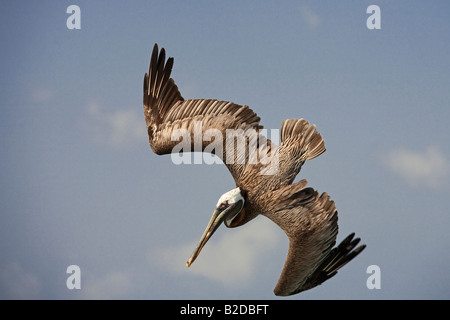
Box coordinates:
[186,201,242,267]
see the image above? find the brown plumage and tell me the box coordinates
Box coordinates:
[143,44,366,296]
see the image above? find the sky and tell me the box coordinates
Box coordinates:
[0,1,449,300]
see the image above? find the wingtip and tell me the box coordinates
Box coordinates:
[354,244,367,254]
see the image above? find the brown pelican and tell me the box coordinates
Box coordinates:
[143,44,366,296]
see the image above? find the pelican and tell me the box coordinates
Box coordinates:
[143,44,366,296]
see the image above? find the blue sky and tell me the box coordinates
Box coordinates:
[0,1,449,299]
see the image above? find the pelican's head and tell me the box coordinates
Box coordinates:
[186,187,245,267]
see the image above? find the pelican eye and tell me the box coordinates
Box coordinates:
[218,201,228,210]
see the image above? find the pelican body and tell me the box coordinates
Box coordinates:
[143,44,365,296]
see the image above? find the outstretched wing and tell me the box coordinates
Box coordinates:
[262,183,366,296]
[143,44,262,182]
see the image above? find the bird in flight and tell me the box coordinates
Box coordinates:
[143,44,366,296]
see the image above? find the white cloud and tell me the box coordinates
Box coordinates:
[300,5,320,29]
[383,145,449,188]
[151,217,281,289]
[0,260,41,299]
[81,270,134,299]
[87,102,146,148]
